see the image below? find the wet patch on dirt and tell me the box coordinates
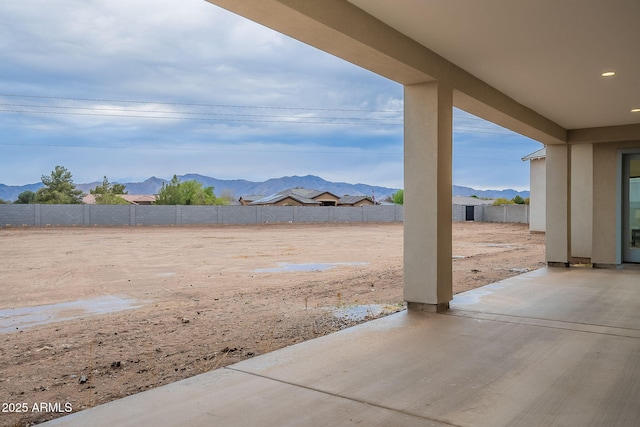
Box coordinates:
[0,296,141,333]
[254,262,367,273]
[329,303,404,321]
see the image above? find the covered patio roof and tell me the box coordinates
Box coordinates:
[206,0,640,145]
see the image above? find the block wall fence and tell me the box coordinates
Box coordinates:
[0,204,528,227]
[0,205,403,227]
[452,204,530,224]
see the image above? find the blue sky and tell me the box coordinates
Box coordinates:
[0,0,542,190]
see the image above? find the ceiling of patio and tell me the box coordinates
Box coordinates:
[347,0,640,131]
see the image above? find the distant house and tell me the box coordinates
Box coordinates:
[118,194,156,205]
[83,194,157,205]
[308,190,341,206]
[337,195,374,207]
[238,195,264,206]
[248,188,369,207]
[522,147,546,232]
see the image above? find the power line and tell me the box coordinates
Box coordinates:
[0,93,402,113]
[0,109,403,126]
[0,93,525,127]
[0,93,525,135]
[0,140,403,155]
[0,103,402,122]
[0,109,520,134]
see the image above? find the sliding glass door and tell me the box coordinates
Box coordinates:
[623,154,640,263]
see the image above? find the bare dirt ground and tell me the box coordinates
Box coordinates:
[0,222,544,426]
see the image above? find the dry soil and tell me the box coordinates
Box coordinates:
[0,222,544,426]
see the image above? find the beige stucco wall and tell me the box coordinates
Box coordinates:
[313,193,340,206]
[546,145,569,263]
[570,144,593,259]
[403,81,452,308]
[529,158,546,232]
[273,198,305,207]
[592,141,640,265]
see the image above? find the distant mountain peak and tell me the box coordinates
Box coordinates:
[0,174,529,203]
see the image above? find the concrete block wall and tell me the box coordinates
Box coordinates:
[89,205,132,226]
[333,207,364,222]
[135,206,176,225]
[363,205,400,222]
[218,206,258,225]
[40,205,84,226]
[0,204,36,226]
[0,204,405,227]
[258,206,294,223]
[452,204,529,224]
[179,206,218,225]
[452,205,465,222]
[473,205,485,222]
[482,205,529,224]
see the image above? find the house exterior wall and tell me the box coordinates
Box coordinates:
[546,145,570,264]
[592,141,640,266]
[272,197,305,207]
[313,193,340,205]
[350,199,374,207]
[570,144,593,259]
[529,158,546,232]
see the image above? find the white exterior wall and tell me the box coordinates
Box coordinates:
[529,158,546,232]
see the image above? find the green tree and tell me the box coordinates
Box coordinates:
[391,189,404,205]
[155,175,183,205]
[524,197,530,205]
[90,176,129,205]
[0,198,7,204]
[512,195,525,204]
[15,190,36,204]
[35,165,83,204]
[492,197,514,206]
[219,190,236,205]
[155,175,224,205]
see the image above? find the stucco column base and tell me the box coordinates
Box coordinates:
[569,257,591,265]
[407,302,450,313]
[547,262,570,268]
[593,263,618,269]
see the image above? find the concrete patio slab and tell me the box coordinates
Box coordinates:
[43,268,640,427]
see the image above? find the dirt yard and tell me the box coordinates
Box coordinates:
[0,222,544,426]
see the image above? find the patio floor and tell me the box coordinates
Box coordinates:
[44,267,640,426]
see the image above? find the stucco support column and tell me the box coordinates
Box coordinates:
[546,144,571,265]
[570,144,593,261]
[404,81,453,312]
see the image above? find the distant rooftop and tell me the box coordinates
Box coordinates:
[522,147,546,161]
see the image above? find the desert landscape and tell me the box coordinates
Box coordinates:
[0,222,544,426]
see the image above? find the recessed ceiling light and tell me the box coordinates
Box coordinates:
[632,108,640,113]
[601,71,616,77]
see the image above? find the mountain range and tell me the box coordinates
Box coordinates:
[0,174,529,202]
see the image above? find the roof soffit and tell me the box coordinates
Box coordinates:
[207,0,640,143]
[206,0,566,144]
[347,0,640,133]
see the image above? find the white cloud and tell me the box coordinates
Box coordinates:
[0,0,535,191]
